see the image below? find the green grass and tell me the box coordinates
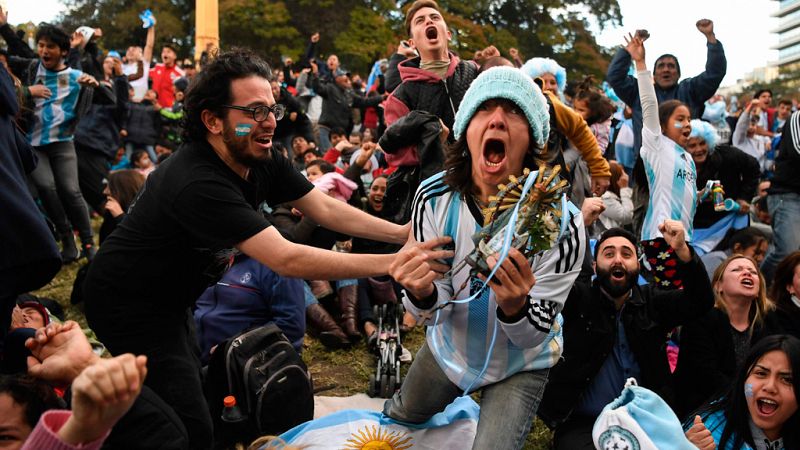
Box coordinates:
[35,259,553,449]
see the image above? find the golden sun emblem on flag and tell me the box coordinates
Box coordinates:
[343,425,413,450]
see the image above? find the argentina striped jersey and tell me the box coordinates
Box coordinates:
[28,63,84,146]
[640,127,698,242]
[403,171,586,391]
[637,69,697,242]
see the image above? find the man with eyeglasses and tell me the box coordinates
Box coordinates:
[82,49,448,449]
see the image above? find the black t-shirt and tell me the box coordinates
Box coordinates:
[84,140,313,324]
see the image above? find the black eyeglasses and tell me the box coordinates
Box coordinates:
[222,103,286,122]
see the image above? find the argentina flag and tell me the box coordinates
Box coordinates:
[276,396,479,449]
[692,212,750,256]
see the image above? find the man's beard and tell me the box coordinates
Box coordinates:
[221,120,269,167]
[596,265,639,298]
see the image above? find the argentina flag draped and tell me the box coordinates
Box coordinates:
[276,396,479,449]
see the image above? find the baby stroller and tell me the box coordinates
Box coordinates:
[365,278,404,399]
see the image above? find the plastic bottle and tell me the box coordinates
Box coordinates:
[712,181,726,212]
[218,395,249,448]
[221,395,246,423]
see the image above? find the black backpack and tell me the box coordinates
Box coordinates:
[204,323,313,447]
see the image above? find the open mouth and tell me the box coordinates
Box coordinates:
[483,139,506,168]
[254,135,273,146]
[681,127,691,139]
[757,398,778,415]
[611,267,627,281]
[741,278,755,288]
[425,26,439,40]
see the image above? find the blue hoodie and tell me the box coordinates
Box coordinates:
[194,256,305,364]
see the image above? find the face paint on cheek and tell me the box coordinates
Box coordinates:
[235,123,253,136]
[673,122,684,129]
[745,383,754,398]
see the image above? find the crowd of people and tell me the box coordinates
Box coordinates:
[2,0,800,448]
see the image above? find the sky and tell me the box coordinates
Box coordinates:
[593,0,777,87]
[9,0,779,87]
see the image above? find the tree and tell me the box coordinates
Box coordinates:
[59,0,193,58]
[219,0,300,64]
[430,0,620,79]
[334,6,397,71]
[49,0,621,78]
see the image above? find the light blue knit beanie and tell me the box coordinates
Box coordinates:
[453,66,550,149]
[521,57,567,93]
[689,119,720,152]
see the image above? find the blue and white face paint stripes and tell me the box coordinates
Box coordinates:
[235,123,253,136]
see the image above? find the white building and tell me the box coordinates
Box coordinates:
[773,0,800,70]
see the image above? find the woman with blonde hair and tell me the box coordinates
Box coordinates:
[674,254,773,418]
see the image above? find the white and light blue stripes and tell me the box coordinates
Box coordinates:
[640,128,698,242]
[404,171,584,392]
[28,63,84,146]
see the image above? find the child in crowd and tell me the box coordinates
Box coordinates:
[628,33,697,288]
[123,88,160,163]
[596,160,634,235]
[130,150,155,177]
[158,77,188,149]
[306,159,356,203]
[572,75,616,151]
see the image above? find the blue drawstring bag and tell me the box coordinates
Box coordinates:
[593,378,696,450]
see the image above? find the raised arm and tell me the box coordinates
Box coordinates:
[143,20,156,65]
[606,47,639,108]
[628,34,660,134]
[685,19,726,105]
[732,102,755,147]
[0,7,36,59]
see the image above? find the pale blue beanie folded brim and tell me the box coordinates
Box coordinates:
[689,119,720,152]
[521,57,567,93]
[452,66,550,148]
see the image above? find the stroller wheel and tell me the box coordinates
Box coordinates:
[367,373,378,397]
[388,375,397,397]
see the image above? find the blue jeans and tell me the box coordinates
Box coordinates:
[317,125,331,152]
[29,142,94,242]
[383,342,549,450]
[762,192,800,282]
[302,281,318,308]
